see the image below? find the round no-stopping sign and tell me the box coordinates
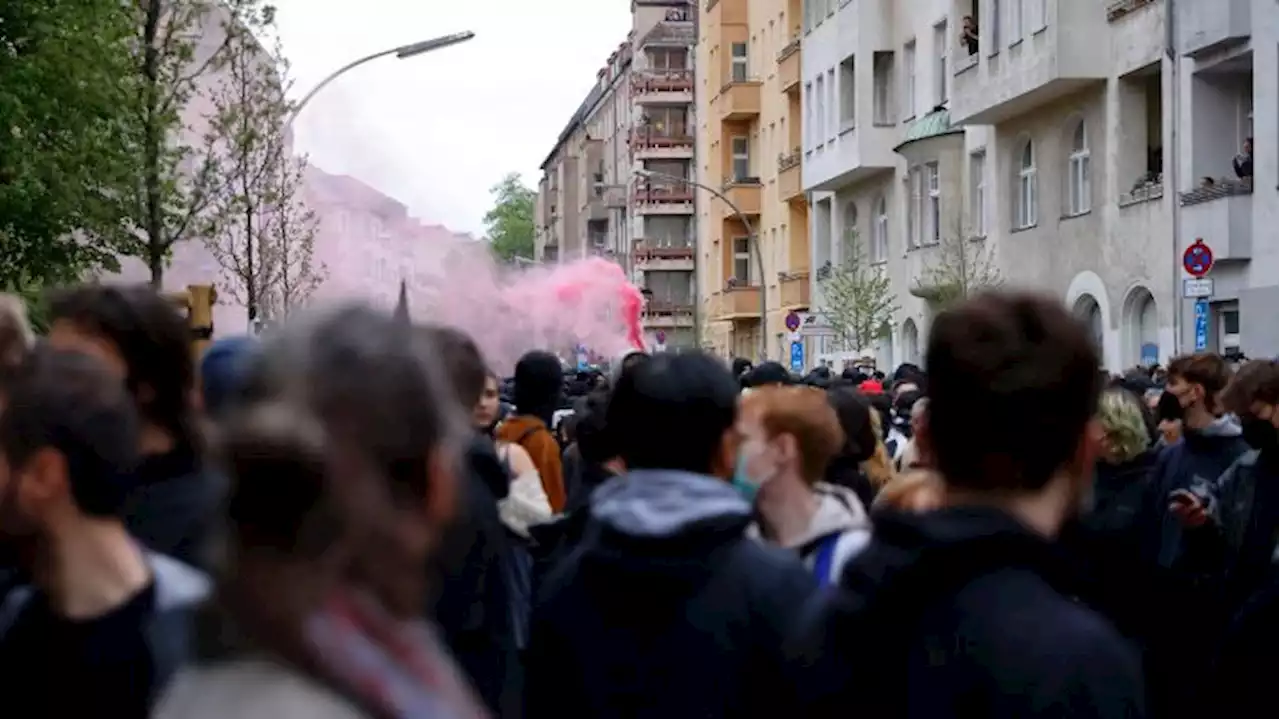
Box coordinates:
[1183,238,1214,278]
[784,311,801,332]
[655,330,666,344]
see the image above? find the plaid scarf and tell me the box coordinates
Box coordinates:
[305,589,489,719]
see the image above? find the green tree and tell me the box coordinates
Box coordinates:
[0,0,139,290]
[483,173,536,262]
[910,220,1003,308]
[113,0,255,287]
[818,230,899,353]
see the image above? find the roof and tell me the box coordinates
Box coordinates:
[893,108,963,152]
[539,48,634,170]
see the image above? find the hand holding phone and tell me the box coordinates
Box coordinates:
[1168,489,1209,528]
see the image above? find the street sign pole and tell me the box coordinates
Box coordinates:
[1182,238,1215,354]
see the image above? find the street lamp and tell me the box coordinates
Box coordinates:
[286,31,476,130]
[634,168,767,361]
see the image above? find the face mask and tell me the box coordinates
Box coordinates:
[1241,416,1275,451]
[730,446,760,503]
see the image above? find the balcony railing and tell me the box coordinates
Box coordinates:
[777,147,802,172]
[1179,178,1253,207]
[1107,0,1157,22]
[643,300,695,315]
[635,244,695,260]
[631,128,695,148]
[776,38,800,63]
[1118,179,1164,208]
[632,69,694,95]
[633,184,695,204]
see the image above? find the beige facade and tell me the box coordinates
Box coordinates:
[534,1,699,350]
[696,0,810,362]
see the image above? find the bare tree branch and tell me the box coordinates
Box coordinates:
[817,229,900,354]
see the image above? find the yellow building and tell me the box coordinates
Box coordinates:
[696,0,808,362]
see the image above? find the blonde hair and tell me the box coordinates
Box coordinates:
[0,293,34,367]
[1097,388,1151,462]
[861,410,896,488]
[740,386,844,483]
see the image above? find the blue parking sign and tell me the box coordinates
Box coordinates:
[1193,300,1209,351]
[789,341,804,373]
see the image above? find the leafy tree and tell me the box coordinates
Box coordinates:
[911,223,1003,308]
[202,3,322,322]
[483,173,536,262]
[115,0,255,286]
[0,0,138,289]
[817,230,899,353]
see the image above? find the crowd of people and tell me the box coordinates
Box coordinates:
[0,285,1273,719]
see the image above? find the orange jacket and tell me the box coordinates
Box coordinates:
[496,416,565,513]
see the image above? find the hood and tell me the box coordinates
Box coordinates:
[1183,413,1245,453]
[591,469,751,540]
[839,506,1074,613]
[748,482,870,549]
[1195,414,1243,438]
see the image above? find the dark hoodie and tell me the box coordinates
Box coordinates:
[787,507,1145,718]
[525,470,816,718]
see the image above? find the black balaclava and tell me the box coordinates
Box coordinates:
[512,350,564,428]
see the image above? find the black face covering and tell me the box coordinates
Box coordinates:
[1240,416,1276,452]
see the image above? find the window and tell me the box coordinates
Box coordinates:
[646,107,688,136]
[1068,120,1091,215]
[970,150,987,236]
[839,55,857,128]
[872,52,894,124]
[1033,0,1048,30]
[1009,0,1024,43]
[815,74,826,140]
[842,202,858,262]
[1016,138,1037,228]
[648,48,687,70]
[873,196,889,262]
[934,22,948,105]
[731,136,750,180]
[903,41,917,118]
[991,0,1002,49]
[926,163,940,244]
[907,169,920,248]
[731,43,748,82]
[804,83,813,148]
[827,69,836,138]
[733,236,752,282]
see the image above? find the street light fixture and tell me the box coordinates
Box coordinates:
[286,31,476,130]
[634,168,767,361]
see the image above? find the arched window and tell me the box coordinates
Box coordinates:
[1015,138,1037,229]
[902,318,920,365]
[873,195,889,262]
[841,201,859,264]
[1067,120,1091,215]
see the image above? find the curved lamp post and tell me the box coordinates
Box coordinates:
[635,168,767,361]
[285,31,475,130]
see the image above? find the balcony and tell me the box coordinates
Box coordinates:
[950,5,1110,125]
[1179,180,1254,261]
[777,39,800,94]
[642,301,696,328]
[721,178,761,218]
[715,81,762,122]
[634,244,695,271]
[633,183,695,215]
[631,128,695,160]
[585,198,609,222]
[779,271,810,310]
[777,147,803,203]
[712,285,762,320]
[632,69,694,104]
[801,124,897,191]
[1175,0,1250,57]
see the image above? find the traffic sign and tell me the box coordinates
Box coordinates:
[1183,238,1214,278]
[784,311,801,332]
[789,340,804,372]
[1193,299,1210,351]
[1183,277,1214,298]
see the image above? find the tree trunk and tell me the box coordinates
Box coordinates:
[142,0,164,288]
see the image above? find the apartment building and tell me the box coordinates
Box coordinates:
[797,0,1275,372]
[696,0,810,361]
[535,1,700,349]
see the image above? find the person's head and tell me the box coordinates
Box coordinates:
[574,388,620,475]
[608,351,739,478]
[1096,388,1152,465]
[234,303,466,619]
[200,336,260,420]
[737,386,843,501]
[475,372,503,430]
[1243,136,1252,154]
[1166,352,1232,424]
[1220,359,1279,450]
[46,285,195,452]
[891,388,923,437]
[419,325,487,414]
[0,347,140,563]
[962,15,975,28]
[1154,390,1184,445]
[513,350,564,423]
[731,357,753,379]
[922,292,1101,533]
[909,396,929,436]
[747,361,791,388]
[826,385,877,464]
[0,293,34,373]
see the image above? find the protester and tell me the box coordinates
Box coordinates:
[47,285,218,570]
[739,386,871,585]
[789,291,1145,717]
[525,351,815,718]
[896,396,930,471]
[0,347,209,716]
[821,385,880,506]
[496,351,566,513]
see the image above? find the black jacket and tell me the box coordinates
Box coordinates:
[121,445,221,571]
[788,507,1146,718]
[525,470,816,718]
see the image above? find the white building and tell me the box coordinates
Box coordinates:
[799,0,1276,371]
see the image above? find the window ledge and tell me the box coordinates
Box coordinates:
[838,123,856,137]
[968,234,987,242]
[1033,25,1048,36]
[1010,222,1038,234]
[1061,209,1092,221]
[903,114,917,124]
[873,120,896,127]
[1009,38,1024,50]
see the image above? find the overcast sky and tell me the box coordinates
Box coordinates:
[271,0,632,236]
